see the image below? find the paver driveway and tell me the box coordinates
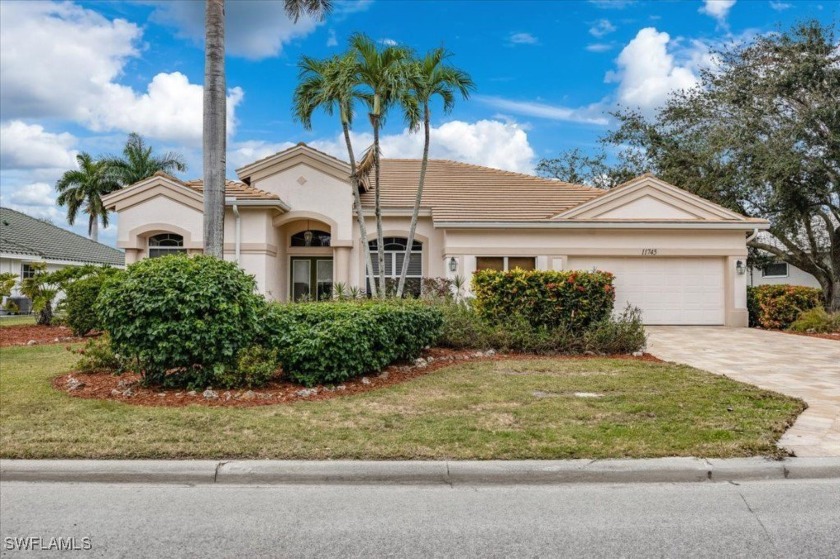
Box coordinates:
[647,327,840,457]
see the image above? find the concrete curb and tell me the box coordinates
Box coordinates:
[2,457,838,485]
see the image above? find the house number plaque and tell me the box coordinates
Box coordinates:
[641,249,658,256]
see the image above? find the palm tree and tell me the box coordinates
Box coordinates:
[55,153,121,243]
[203,0,332,258]
[105,133,186,186]
[395,49,474,297]
[293,53,378,295]
[349,34,418,295]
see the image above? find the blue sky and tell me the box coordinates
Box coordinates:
[0,0,836,245]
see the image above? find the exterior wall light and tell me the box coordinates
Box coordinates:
[303,219,313,246]
[448,257,458,273]
[736,260,745,275]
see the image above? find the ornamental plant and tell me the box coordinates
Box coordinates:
[96,255,263,386]
[63,268,125,336]
[471,269,615,330]
[747,284,823,330]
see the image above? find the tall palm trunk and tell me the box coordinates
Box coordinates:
[342,120,377,296]
[396,102,431,298]
[372,104,386,297]
[203,0,226,258]
[89,213,99,243]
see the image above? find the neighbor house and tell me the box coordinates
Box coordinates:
[0,207,125,307]
[102,143,768,326]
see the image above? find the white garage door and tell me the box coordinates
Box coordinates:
[568,257,725,325]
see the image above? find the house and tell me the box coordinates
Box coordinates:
[1,206,125,282]
[102,143,769,326]
[749,260,822,289]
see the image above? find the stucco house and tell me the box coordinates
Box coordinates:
[102,143,768,327]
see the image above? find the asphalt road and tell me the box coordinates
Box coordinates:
[1,479,838,558]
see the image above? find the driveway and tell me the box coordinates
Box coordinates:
[647,327,840,457]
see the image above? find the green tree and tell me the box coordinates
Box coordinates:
[350,34,418,296]
[536,147,646,189]
[55,153,120,243]
[395,48,474,297]
[203,0,331,258]
[293,53,377,295]
[18,263,59,325]
[105,133,186,186]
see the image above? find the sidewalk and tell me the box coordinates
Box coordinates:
[2,457,839,485]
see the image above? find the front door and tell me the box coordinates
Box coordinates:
[290,257,333,301]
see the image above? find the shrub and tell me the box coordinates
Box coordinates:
[64,269,125,336]
[472,269,615,330]
[788,307,840,334]
[434,300,646,355]
[259,300,443,386]
[69,334,125,373]
[96,255,263,386]
[748,284,822,330]
[3,300,19,315]
[214,346,280,389]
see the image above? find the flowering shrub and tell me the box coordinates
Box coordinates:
[747,284,823,330]
[471,269,615,330]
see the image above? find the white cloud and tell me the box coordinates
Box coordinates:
[476,96,608,125]
[327,29,338,47]
[699,0,736,24]
[379,38,398,46]
[769,1,792,10]
[606,28,703,114]
[231,119,537,174]
[589,19,617,37]
[88,73,245,146]
[7,182,56,208]
[508,33,539,45]
[586,43,615,52]
[0,1,244,147]
[0,122,78,171]
[150,0,322,60]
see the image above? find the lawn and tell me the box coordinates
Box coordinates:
[0,344,805,459]
[0,315,36,327]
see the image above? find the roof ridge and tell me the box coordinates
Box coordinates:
[0,206,123,254]
[236,142,350,174]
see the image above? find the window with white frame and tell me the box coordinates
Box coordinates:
[762,262,789,278]
[21,263,37,280]
[475,256,536,272]
[148,233,186,258]
[367,237,422,296]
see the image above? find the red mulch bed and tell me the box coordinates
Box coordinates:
[784,331,840,342]
[53,348,663,408]
[0,324,85,347]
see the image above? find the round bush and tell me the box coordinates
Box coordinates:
[64,269,125,336]
[96,255,263,386]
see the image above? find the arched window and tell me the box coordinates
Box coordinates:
[367,237,423,295]
[291,229,331,247]
[148,233,186,258]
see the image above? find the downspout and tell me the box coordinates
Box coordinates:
[226,198,241,265]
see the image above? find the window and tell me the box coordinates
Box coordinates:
[367,237,423,296]
[148,233,186,258]
[762,262,789,278]
[21,263,37,279]
[476,256,536,272]
[291,229,331,247]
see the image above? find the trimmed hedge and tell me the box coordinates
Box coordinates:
[472,269,616,329]
[64,268,125,336]
[96,255,263,386]
[747,284,823,330]
[258,301,443,386]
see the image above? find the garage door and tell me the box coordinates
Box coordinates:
[568,257,725,325]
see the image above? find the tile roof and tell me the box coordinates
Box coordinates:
[0,207,125,266]
[181,178,281,201]
[359,159,605,222]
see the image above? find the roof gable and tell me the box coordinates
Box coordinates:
[552,175,748,222]
[235,143,351,185]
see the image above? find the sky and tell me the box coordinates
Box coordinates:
[0,0,837,246]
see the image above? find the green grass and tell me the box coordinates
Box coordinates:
[0,315,36,327]
[0,344,805,459]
